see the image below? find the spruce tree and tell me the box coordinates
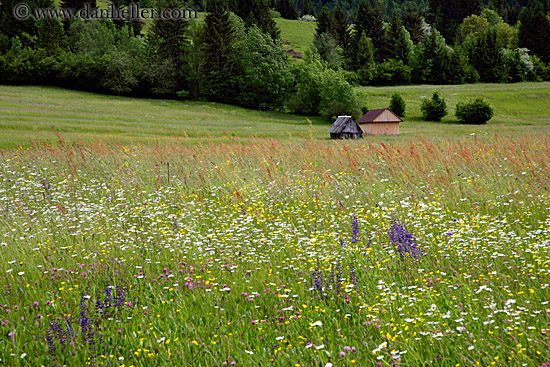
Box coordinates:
[235,0,279,39]
[278,0,297,19]
[350,0,374,69]
[387,12,403,59]
[470,28,506,82]
[389,92,406,117]
[429,0,481,42]
[357,31,374,84]
[331,5,350,48]
[394,26,413,63]
[148,0,189,73]
[302,0,315,16]
[410,29,450,84]
[200,0,237,102]
[316,6,332,36]
[402,4,424,44]
[518,4,550,63]
[370,5,387,62]
[38,18,68,55]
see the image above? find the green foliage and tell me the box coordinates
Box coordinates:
[234,0,280,39]
[402,3,424,44]
[287,58,323,115]
[37,19,68,55]
[318,67,360,121]
[288,56,358,120]
[316,6,332,35]
[356,31,374,84]
[232,26,294,110]
[429,0,481,42]
[372,59,411,86]
[518,4,550,63]
[102,51,139,95]
[277,0,297,19]
[469,28,506,83]
[331,6,350,49]
[147,0,189,74]
[313,32,341,67]
[446,47,479,84]
[389,92,406,117]
[421,91,447,121]
[410,29,450,84]
[200,0,237,102]
[455,97,494,124]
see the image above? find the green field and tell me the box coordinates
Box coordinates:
[1,83,549,149]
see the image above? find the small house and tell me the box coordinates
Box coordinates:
[357,108,402,135]
[328,116,363,139]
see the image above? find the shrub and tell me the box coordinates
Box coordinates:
[371,59,411,86]
[455,98,494,124]
[389,92,406,117]
[421,91,447,121]
[318,68,360,121]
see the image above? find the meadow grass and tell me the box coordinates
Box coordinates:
[1,83,550,149]
[0,134,549,366]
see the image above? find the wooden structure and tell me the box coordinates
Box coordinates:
[328,116,363,139]
[357,108,402,135]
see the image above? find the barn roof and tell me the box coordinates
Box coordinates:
[357,108,402,123]
[328,116,363,134]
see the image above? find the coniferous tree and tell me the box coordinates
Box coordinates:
[357,31,374,84]
[316,6,332,35]
[200,0,237,101]
[410,28,450,84]
[470,28,506,82]
[394,26,413,63]
[370,5,387,61]
[429,0,481,42]
[331,6,350,48]
[302,0,315,16]
[389,92,406,117]
[278,0,298,19]
[148,0,189,74]
[350,0,374,69]
[235,0,279,39]
[387,11,404,59]
[402,4,424,44]
[518,4,550,63]
[38,18,68,55]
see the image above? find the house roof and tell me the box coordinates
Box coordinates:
[328,116,363,134]
[357,108,402,123]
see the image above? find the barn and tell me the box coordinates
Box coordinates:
[328,116,363,139]
[357,108,402,135]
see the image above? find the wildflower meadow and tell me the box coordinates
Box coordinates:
[1,134,549,366]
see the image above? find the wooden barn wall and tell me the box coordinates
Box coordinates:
[373,110,400,122]
[359,123,399,135]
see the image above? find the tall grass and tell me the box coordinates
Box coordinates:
[0,134,549,366]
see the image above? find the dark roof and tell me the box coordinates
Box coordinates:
[328,116,363,134]
[357,108,402,123]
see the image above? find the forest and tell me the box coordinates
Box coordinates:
[1,0,549,120]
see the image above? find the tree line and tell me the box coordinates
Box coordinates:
[0,0,549,121]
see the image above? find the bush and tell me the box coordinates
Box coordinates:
[371,59,411,86]
[318,68,360,121]
[421,91,447,121]
[389,92,406,117]
[455,98,494,124]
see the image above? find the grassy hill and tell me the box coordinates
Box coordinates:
[276,18,316,61]
[0,83,549,149]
